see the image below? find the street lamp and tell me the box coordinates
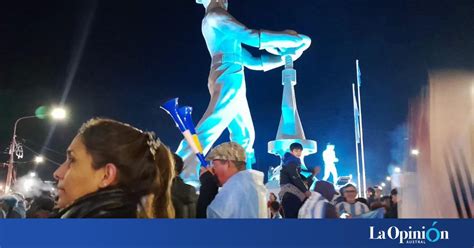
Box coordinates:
[411,149,420,156]
[51,107,67,120]
[5,107,67,193]
[386,176,391,181]
[34,155,45,164]
[394,167,401,173]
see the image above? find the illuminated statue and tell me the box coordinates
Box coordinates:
[322,144,339,183]
[176,0,311,183]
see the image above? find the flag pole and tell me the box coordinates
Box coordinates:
[352,83,362,197]
[356,59,367,198]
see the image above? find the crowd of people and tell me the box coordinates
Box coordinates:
[0,0,399,219]
[0,118,398,219]
[269,143,398,219]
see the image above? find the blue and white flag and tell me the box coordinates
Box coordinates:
[353,84,361,144]
[356,59,362,87]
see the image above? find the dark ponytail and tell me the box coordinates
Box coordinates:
[149,145,175,218]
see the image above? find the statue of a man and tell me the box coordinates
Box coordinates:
[322,144,339,183]
[176,0,311,183]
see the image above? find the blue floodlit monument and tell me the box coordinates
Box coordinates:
[176,0,311,183]
[322,143,339,183]
[267,50,317,182]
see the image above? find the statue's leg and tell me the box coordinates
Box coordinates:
[177,64,243,182]
[228,96,255,169]
[327,165,337,183]
[323,165,330,181]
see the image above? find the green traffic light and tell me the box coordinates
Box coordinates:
[35,106,47,119]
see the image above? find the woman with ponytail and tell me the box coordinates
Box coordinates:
[53,118,175,218]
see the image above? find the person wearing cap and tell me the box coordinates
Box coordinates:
[279,142,311,218]
[198,142,268,218]
[298,181,339,218]
[176,0,312,184]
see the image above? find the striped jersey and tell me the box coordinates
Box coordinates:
[335,201,369,217]
[298,192,329,218]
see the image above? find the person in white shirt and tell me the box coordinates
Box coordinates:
[200,142,268,218]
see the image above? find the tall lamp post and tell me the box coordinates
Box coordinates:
[5,107,67,193]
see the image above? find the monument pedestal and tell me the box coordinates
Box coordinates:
[267,54,317,182]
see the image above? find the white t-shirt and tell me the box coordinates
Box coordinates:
[207,170,268,218]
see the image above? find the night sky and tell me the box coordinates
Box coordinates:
[1,0,473,186]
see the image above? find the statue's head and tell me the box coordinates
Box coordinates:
[196,0,228,10]
[326,143,335,150]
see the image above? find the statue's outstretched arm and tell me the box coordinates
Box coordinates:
[207,8,307,50]
[259,30,305,50]
[242,37,311,72]
[242,47,284,71]
[263,34,311,58]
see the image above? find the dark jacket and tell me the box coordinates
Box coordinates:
[385,203,398,218]
[325,203,339,218]
[54,188,138,218]
[280,152,308,193]
[301,173,316,190]
[27,192,55,218]
[196,171,219,218]
[172,177,198,218]
[368,196,383,210]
